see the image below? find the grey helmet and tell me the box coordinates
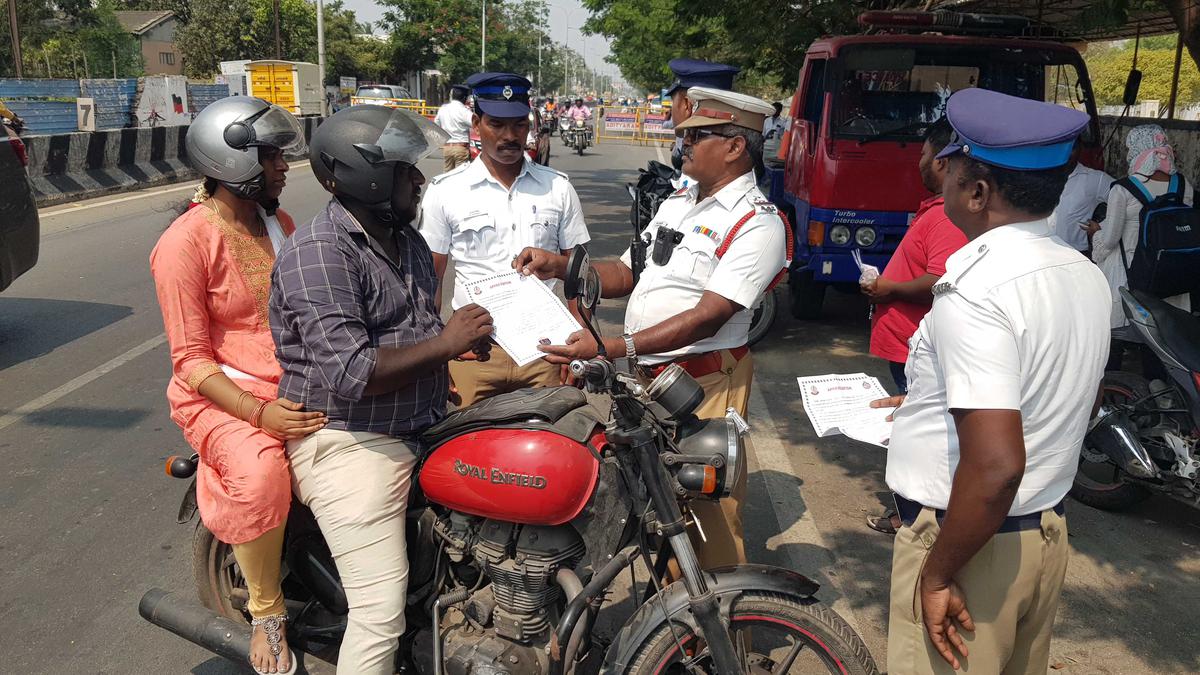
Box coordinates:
[186,96,306,200]
[310,105,447,215]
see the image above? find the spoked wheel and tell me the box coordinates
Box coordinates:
[192,519,251,622]
[627,592,878,675]
[1070,371,1153,511]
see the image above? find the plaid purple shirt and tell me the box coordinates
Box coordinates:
[270,199,448,438]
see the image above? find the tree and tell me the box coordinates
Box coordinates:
[1,0,141,77]
[1086,39,1200,106]
[176,0,318,77]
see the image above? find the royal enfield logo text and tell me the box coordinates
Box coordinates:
[454,459,548,489]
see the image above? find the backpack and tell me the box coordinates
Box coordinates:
[1116,174,1200,297]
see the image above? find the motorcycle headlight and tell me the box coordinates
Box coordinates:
[855,226,877,247]
[673,409,748,500]
[829,225,852,246]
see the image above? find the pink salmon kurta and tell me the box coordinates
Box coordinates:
[150,204,296,545]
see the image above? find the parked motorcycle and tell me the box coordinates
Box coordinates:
[1073,287,1200,511]
[140,247,878,675]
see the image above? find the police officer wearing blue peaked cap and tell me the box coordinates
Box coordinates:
[665,58,740,179]
[464,72,532,118]
[418,72,591,406]
[882,88,1111,675]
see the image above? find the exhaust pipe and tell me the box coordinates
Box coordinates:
[139,588,252,664]
[1087,406,1158,479]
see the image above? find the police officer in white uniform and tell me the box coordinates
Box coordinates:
[880,89,1110,675]
[514,87,789,570]
[420,73,591,407]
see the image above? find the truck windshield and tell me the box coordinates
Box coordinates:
[832,44,1093,141]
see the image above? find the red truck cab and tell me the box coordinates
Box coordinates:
[768,23,1103,318]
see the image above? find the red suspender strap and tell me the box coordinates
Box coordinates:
[716,208,794,292]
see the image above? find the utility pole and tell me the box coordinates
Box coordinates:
[480,0,486,68]
[273,0,282,59]
[537,33,541,93]
[317,0,327,116]
[7,0,22,78]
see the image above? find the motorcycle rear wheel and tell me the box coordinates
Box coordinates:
[192,520,250,622]
[625,591,878,675]
[1070,371,1153,511]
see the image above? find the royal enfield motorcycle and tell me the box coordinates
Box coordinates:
[140,247,877,675]
[1073,287,1200,511]
[563,119,592,156]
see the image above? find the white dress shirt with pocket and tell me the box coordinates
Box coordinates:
[886,219,1110,516]
[620,171,787,365]
[419,157,591,310]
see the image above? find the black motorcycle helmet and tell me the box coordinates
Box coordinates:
[310,105,447,217]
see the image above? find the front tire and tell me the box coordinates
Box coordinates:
[625,591,878,675]
[1070,371,1154,511]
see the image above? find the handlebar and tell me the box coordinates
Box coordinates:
[570,358,613,385]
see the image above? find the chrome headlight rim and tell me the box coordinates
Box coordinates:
[829,224,852,246]
[855,226,877,247]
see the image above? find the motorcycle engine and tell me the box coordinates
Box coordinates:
[413,518,585,675]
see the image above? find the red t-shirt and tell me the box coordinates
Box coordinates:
[869,196,968,363]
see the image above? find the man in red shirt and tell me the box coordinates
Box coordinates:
[862,117,967,533]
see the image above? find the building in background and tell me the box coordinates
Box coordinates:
[114,11,182,76]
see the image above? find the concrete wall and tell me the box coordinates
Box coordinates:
[1100,115,1200,181]
[25,116,322,206]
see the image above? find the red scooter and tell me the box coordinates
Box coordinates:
[140,247,877,675]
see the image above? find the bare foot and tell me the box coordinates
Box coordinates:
[249,615,290,674]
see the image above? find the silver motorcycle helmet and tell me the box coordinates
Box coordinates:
[310,105,447,216]
[185,96,306,200]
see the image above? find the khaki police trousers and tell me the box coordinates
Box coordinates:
[443,144,470,172]
[888,506,1069,675]
[686,349,754,570]
[448,345,561,408]
[287,429,418,675]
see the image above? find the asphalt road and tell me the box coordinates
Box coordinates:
[2,137,1197,674]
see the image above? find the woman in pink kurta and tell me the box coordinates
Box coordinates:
[150,97,322,675]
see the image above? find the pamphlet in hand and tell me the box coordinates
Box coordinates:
[797,373,895,448]
[463,271,583,367]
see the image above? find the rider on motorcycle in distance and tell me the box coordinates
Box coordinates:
[267,105,494,675]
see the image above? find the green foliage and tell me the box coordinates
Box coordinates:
[1086,39,1200,106]
[0,0,142,77]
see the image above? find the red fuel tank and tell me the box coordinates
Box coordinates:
[420,428,603,526]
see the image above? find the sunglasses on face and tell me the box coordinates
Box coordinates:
[683,128,736,143]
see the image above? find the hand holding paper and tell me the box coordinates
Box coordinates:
[463,272,582,367]
[797,373,896,448]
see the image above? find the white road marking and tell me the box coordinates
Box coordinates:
[39,161,312,217]
[655,143,666,164]
[748,385,867,635]
[0,333,167,433]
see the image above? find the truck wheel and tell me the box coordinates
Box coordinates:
[747,289,778,346]
[789,271,825,320]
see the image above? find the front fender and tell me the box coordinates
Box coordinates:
[600,564,820,674]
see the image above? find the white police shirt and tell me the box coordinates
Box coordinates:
[621,171,787,366]
[420,157,591,310]
[886,219,1111,516]
[433,99,473,144]
[1048,163,1114,251]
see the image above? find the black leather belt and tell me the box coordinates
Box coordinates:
[893,494,1064,534]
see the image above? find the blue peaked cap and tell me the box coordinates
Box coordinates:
[466,72,531,118]
[666,58,739,96]
[936,88,1090,171]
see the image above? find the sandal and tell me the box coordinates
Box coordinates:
[250,614,297,675]
[866,508,901,535]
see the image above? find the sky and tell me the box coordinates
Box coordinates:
[341,0,618,79]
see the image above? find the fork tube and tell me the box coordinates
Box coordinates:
[623,424,745,675]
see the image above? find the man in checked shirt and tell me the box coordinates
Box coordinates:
[269,106,492,675]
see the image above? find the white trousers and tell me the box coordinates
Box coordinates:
[287,429,417,675]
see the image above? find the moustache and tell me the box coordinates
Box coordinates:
[499,143,522,152]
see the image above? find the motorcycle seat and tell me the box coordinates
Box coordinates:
[421,386,589,446]
[1130,289,1200,372]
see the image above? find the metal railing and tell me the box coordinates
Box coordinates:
[349,97,438,119]
[593,106,674,146]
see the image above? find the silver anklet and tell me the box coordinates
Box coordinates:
[251,613,288,656]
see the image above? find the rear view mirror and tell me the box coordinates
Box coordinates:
[1123,69,1142,107]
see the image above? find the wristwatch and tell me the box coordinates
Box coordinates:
[622,333,637,360]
